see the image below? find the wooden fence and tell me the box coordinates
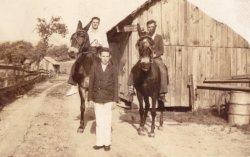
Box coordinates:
[0,64,51,93]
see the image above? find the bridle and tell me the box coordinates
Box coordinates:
[71,30,88,49]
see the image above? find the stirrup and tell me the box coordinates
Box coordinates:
[159,94,166,102]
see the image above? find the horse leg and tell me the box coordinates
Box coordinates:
[143,97,150,127]
[149,96,157,137]
[137,92,145,136]
[158,100,164,131]
[77,86,86,133]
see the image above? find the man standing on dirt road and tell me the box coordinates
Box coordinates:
[88,47,118,151]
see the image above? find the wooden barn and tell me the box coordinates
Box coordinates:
[107,0,250,109]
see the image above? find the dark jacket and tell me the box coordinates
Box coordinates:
[153,34,164,58]
[88,61,118,103]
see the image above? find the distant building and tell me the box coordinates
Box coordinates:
[39,56,60,73]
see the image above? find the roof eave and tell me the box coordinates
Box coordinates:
[107,0,160,40]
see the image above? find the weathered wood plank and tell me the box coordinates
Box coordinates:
[202,47,211,106]
[148,1,162,34]
[198,47,208,107]
[187,3,200,46]
[131,19,139,67]
[177,0,186,46]
[187,47,193,107]
[119,40,129,95]
[224,48,235,88]
[169,0,178,45]
[247,48,250,75]
[197,8,204,47]
[233,30,239,48]
[210,47,218,107]
[203,13,212,46]
[161,0,171,45]
[205,47,213,106]
[169,46,176,106]
[221,24,228,47]
[236,48,243,87]
[163,46,171,105]
[218,48,226,78]
[241,48,248,87]
[215,22,222,47]
[230,48,237,76]
[210,20,217,47]
[224,48,232,77]
[181,46,188,106]
[192,47,200,107]
[175,46,182,106]
[186,3,194,46]
[227,27,234,47]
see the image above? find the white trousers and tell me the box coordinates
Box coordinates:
[94,101,113,146]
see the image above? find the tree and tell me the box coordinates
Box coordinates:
[0,41,35,64]
[34,41,47,60]
[47,45,71,61]
[35,16,68,55]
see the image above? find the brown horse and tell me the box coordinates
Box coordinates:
[131,33,164,137]
[69,21,99,133]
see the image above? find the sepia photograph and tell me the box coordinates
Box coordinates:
[0,0,250,156]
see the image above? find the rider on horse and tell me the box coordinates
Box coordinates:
[128,20,169,105]
[66,17,109,96]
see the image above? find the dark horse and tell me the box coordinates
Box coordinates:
[69,21,99,133]
[130,35,164,137]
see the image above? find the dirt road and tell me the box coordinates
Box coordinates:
[0,76,250,157]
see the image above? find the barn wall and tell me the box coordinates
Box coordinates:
[161,46,250,107]
[111,0,250,108]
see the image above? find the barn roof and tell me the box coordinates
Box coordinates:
[43,56,60,65]
[107,0,160,40]
[107,0,250,46]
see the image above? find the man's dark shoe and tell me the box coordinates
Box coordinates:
[93,145,104,150]
[104,145,111,151]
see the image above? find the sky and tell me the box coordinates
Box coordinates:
[0,0,250,46]
[0,0,145,46]
[188,0,250,44]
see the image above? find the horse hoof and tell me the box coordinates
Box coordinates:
[77,127,84,133]
[158,126,164,131]
[138,129,146,136]
[138,131,146,136]
[148,132,155,138]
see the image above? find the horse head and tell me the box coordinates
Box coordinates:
[137,35,154,72]
[69,20,91,54]
[69,20,97,87]
[139,46,154,72]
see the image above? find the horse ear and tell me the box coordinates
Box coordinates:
[76,20,83,32]
[137,23,147,38]
[83,20,92,31]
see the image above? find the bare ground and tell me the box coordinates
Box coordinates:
[0,75,250,157]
